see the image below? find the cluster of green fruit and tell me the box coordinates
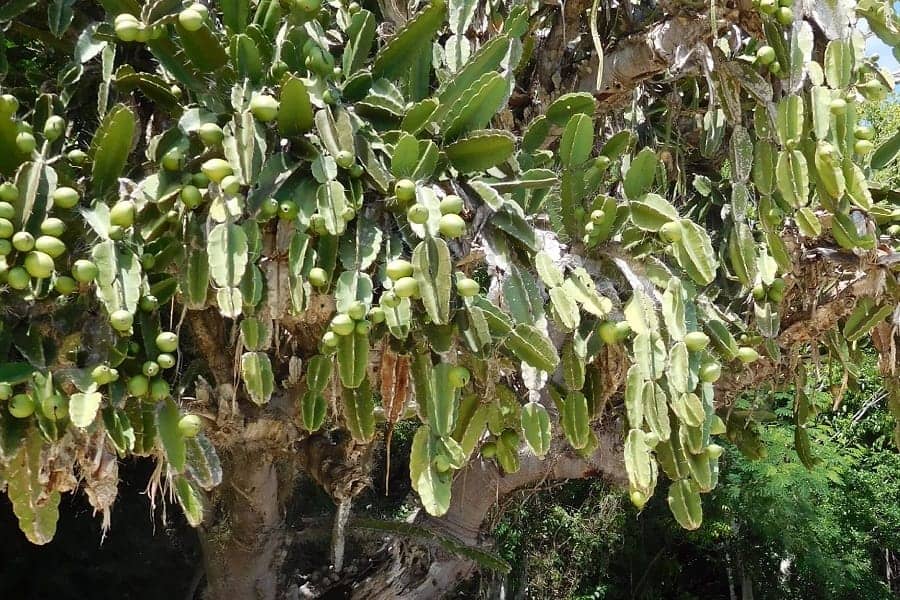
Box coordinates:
[0,181,101,294]
[752,276,786,304]
[754,44,782,77]
[400,181,468,239]
[0,382,68,420]
[754,0,795,26]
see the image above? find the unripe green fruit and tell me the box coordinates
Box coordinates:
[347,301,367,321]
[854,125,875,141]
[829,98,847,115]
[433,455,451,473]
[108,225,125,240]
[157,353,176,369]
[42,394,68,420]
[35,236,65,259]
[331,314,355,336]
[0,239,10,255]
[752,283,766,301]
[156,331,178,353]
[192,172,209,187]
[615,321,632,340]
[335,150,355,169]
[590,209,605,224]
[7,267,30,290]
[481,441,497,458]
[52,186,80,209]
[259,197,279,219]
[393,276,419,298]
[355,320,371,335]
[91,365,115,385]
[659,221,682,243]
[110,199,136,228]
[178,414,202,437]
[296,0,322,13]
[12,231,35,252]
[439,195,464,215]
[594,155,611,170]
[456,277,479,297]
[438,213,466,238]
[630,490,647,508]
[162,149,184,171]
[322,331,339,348]
[0,94,18,116]
[0,382,12,400]
[115,18,140,41]
[0,182,17,202]
[386,259,414,281]
[707,443,725,459]
[178,8,204,31]
[181,185,203,209]
[127,375,150,397]
[775,6,793,23]
[448,366,470,388]
[278,199,299,220]
[202,158,233,183]
[16,132,36,153]
[598,321,618,345]
[9,394,35,418]
[110,309,134,332]
[769,61,782,75]
[308,267,328,287]
[140,295,159,312]
[770,277,786,294]
[756,45,776,65]
[40,217,66,237]
[43,116,65,141]
[395,178,416,202]
[0,203,12,220]
[54,275,77,295]
[0,218,12,239]
[72,259,98,282]
[340,206,355,222]
[380,291,399,308]
[700,361,722,383]
[406,204,429,224]
[684,331,710,352]
[854,139,874,155]
[150,378,170,401]
[189,2,209,19]
[737,347,760,363]
[349,164,364,178]
[67,149,88,165]
[142,361,160,377]
[368,306,385,324]
[198,122,224,145]
[250,94,279,122]
[219,175,240,195]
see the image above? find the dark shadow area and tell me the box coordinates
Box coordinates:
[0,458,201,600]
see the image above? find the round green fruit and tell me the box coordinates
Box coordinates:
[321,331,339,348]
[355,320,371,335]
[54,275,77,295]
[52,186,80,209]
[43,116,65,141]
[438,213,466,238]
[296,0,322,13]
[127,375,149,397]
[854,125,875,140]
[659,221,683,243]
[0,240,10,255]
[0,218,12,239]
[178,8,204,31]
[594,155,612,170]
[854,139,874,155]
[308,267,328,287]
[202,158,233,183]
[40,217,66,237]
[198,122,224,145]
[406,204,429,225]
[393,276,419,298]
[385,259,414,281]
[335,150,355,169]
[9,394,35,418]
[24,251,53,279]
[395,179,416,202]
[0,182,18,202]
[114,13,140,41]
[340,206,355,222]
[140,295,159,312]
[684,331,710,352]
[756,45,776,65]
[67,149,88,165]
[6,267,30,290]
[737,347,760,363]
[598,321,618,345]
[108,225,125,240]
[110,309,134,332]
[178,414,202,437]
[35,236,66,259]
[110,199,136,227]
[42,394,68,420]
[331,314,355,336]
[150,378,170,401]
[629,490,647,509]
[259,197,279,219]
[368,306,385,324]
[250,94,279,122]
[0,202,13,220]
[752,283,766,301]
[72,259,98,282]
[614,321,633,340]
[456,277,479,297]
[278,200,299,220]
[157,353,176,369]
[590,209,606,224]
[775,5,793,23]
[181,185,203,209]
[220,175,241,195]
[347,301,367,321]
[162,149,184,171]
[12,231,34,251]
[439,195,464,215]
[91,365,115,385]
[156,331,179,353]
[0,382,12,400]
[829,98,847,115]
[699,361,722,383]
[16,132,36,154]
[0,94,19,116]
[380,291,399,308]
[448,366,470,388]
[142,361,160,377]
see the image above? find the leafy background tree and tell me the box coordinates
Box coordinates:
[0,1,898,599]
